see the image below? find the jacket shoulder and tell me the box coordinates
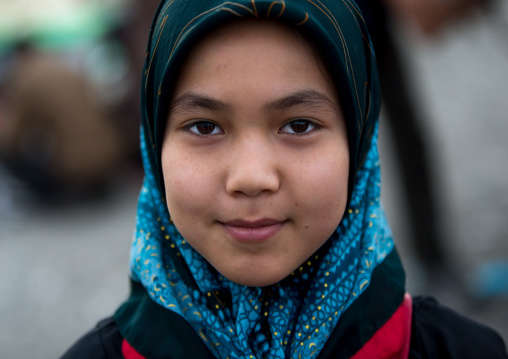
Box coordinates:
[60,317,123,359]
[410,296,508,359]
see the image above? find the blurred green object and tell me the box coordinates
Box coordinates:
[0,0,128,52]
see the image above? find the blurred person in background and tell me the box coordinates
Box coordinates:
[0,41,125,203]
[355,0,490,285]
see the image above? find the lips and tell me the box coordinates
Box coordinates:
[221,219,284,242]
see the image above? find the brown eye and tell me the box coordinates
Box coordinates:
[187,121,223,135]
[280,119,317,135]
[290,121,309,133]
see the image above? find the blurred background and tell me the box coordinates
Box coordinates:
[0,0,507,357]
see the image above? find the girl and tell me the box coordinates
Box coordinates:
[62,0,507,358]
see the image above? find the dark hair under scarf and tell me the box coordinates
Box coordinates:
[114,1,405,358]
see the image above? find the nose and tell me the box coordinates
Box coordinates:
[225,137,280,197]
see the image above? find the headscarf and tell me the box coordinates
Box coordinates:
[117,1,405,358]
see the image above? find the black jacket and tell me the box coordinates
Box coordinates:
[61,296,507,359]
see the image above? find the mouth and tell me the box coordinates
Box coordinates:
[220,218,285,242]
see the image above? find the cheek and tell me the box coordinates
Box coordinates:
[161,145,219,221]
[295,146,349,228]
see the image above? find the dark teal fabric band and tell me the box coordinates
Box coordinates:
[115,249,404,359]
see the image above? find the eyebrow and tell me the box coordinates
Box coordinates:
[266,89,340,113]
[169,93,230,115]
[169,89,339,116]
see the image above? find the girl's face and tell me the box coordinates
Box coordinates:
[162,20,349,287]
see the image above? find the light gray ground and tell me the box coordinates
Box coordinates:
[1,2,508,358]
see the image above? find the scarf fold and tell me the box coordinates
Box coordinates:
[116,248,406,359]
[121,1,405,358]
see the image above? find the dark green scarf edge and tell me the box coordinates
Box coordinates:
[114,249,405,359]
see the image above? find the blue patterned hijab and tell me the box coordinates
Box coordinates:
[128,1,397,358]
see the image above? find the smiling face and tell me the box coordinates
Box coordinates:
[161,20,349,287]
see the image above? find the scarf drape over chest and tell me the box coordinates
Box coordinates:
[117,1,405,358]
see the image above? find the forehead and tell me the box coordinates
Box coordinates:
[183,19,313,59]
[171,19,336,104]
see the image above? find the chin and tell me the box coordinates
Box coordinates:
[229,276,282,288]
[218,266,292,287]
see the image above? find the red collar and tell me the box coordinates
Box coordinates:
[352,293,413,359]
